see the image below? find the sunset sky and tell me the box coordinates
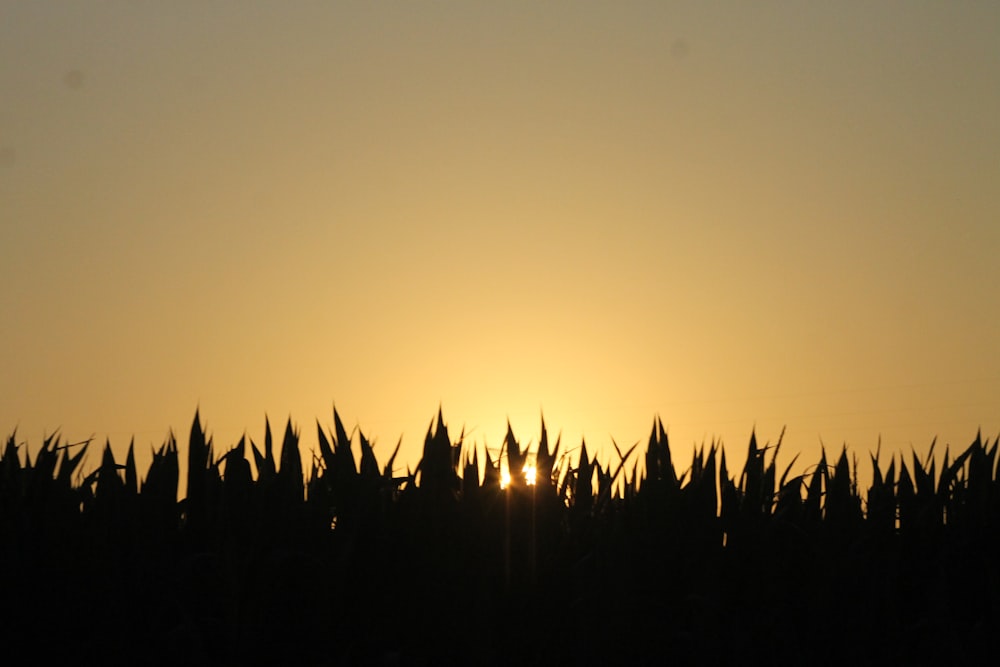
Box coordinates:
[2,2,998,485]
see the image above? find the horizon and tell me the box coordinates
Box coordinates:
[6,404,998,503]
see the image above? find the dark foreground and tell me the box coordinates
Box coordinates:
[2,412,998,664]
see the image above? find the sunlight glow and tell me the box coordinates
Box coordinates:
[1,1,997,533]
[500,469,511,489]
[524,464,537,486]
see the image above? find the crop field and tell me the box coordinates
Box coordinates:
[2,410,998,664]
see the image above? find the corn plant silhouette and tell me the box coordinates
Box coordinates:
[1,411,998,664]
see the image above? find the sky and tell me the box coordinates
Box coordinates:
[2,2,999,488]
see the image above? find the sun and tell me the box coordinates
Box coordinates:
[499,462,537,488]
[524,463,537,486]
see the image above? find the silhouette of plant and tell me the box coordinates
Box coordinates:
[2,410,998,663]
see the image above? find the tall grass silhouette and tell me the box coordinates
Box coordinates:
[2,410,998,663]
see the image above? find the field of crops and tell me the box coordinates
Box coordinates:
[2,410,998,664]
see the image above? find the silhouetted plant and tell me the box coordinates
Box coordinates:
[2,410,999,663]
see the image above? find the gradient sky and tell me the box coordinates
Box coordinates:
[2,2,999,486]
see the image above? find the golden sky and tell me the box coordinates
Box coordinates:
[2,2,998,484]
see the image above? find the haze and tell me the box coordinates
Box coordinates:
[2,2,998,482]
